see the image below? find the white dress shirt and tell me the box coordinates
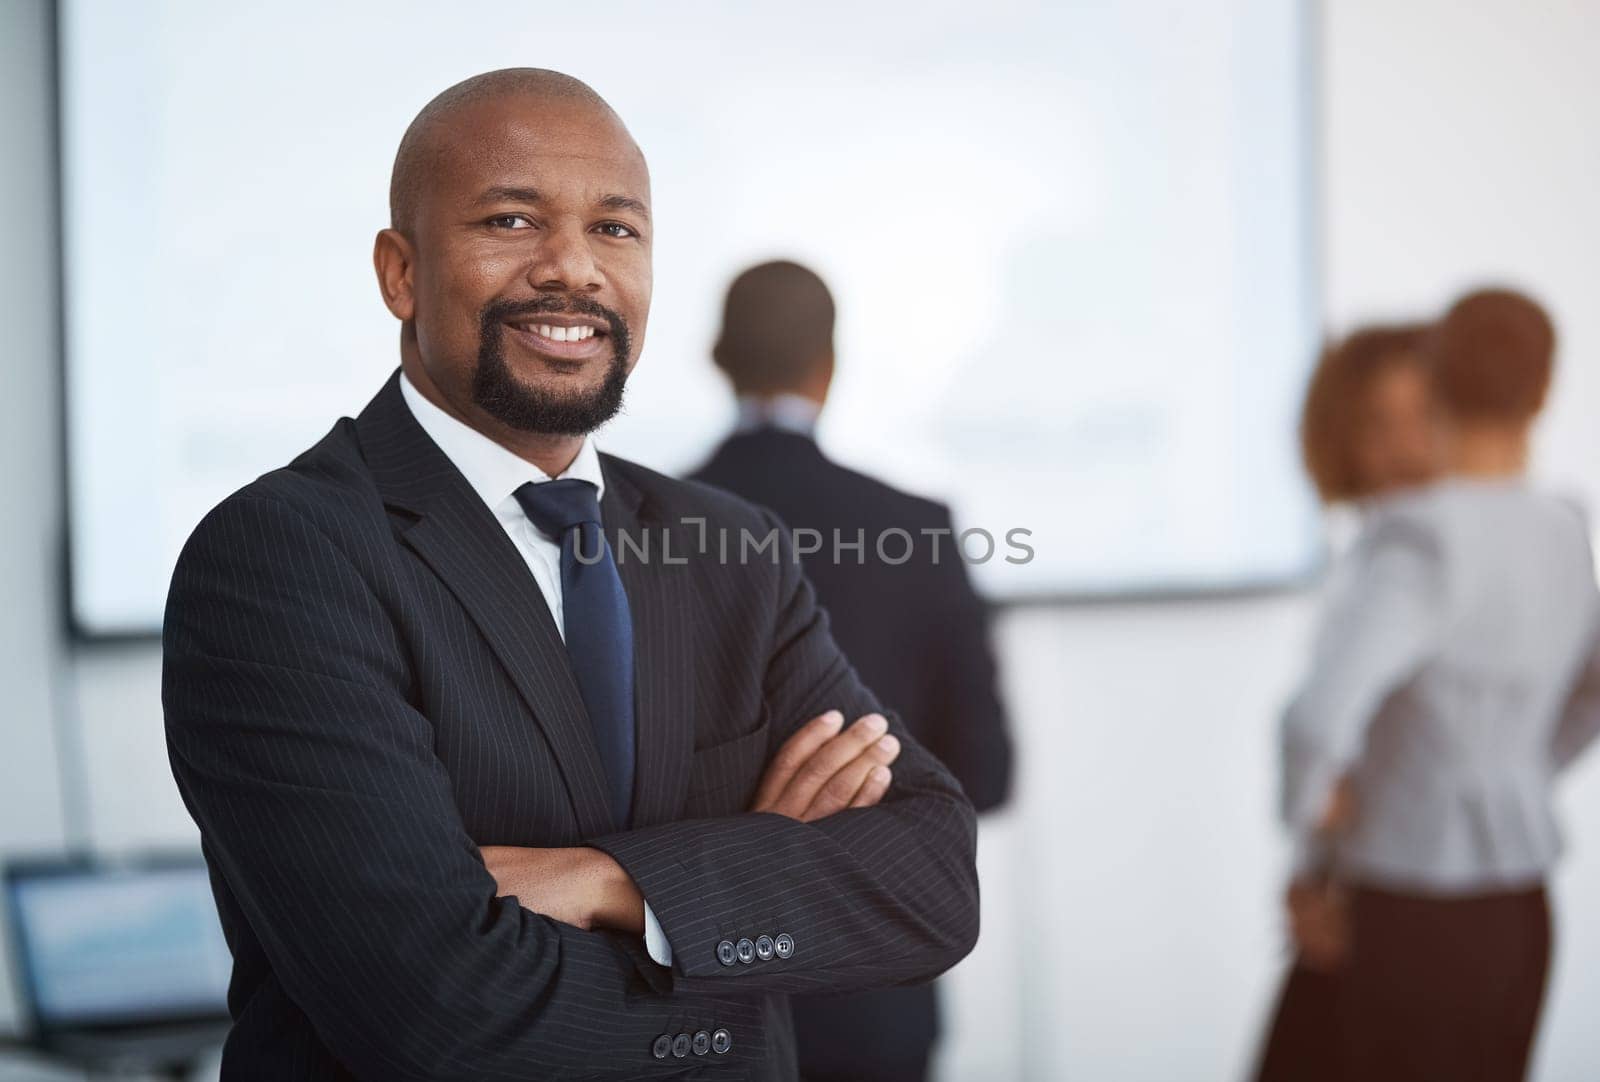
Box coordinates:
[1281,478,1600,892]
[735,392,821,436]
[399,372,674,964]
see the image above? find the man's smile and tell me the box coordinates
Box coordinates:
[502,312,611,362]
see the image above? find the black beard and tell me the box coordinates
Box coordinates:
[472,295,631,436]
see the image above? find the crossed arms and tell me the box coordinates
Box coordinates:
[481,708,905,940]
[162,494,979,1080]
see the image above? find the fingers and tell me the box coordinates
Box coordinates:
[1286,881,1349,972]
[800,733,900,821]
[1297,917,1348,972]
[748,711,904,822]
[750,710,844,811]
[768,713,891,820]
[848,765,893,810]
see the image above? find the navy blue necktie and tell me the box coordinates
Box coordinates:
[514,479,636,825]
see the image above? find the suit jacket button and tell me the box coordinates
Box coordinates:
[711,1027,733,1055]
[672,1033,691,1058]
[716,939,738,966]
[754,934,775,961]
[774,932,795,959]
[735,937,756,964]
[651,1034,672,1059]
[692,1030,711,1055]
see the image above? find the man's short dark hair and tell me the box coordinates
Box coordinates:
[712,261,836,394]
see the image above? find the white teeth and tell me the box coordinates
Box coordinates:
[528,324,595,342]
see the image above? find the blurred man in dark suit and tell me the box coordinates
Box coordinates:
[692,261,1014,1082]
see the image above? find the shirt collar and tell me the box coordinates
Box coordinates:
[399,369,606,513]
[735,392,822,436]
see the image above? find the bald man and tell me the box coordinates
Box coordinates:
[162,69,978,1080]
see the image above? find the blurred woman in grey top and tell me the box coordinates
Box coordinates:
[1281,289,1600,1081]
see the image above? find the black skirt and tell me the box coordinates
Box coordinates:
[1255,883,1551,1082]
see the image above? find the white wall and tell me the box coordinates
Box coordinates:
[4,1,1600,1080]
[938,598,1314,1081]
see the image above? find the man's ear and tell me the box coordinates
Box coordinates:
[808,347,836,404]
[373,228,416,321]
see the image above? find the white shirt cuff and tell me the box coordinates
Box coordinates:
[642,901,672,966]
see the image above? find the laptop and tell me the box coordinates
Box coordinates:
[3,853,232,1073]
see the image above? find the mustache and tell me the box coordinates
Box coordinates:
[480,294,629,342]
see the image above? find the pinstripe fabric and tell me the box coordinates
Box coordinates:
[162,371,980,1081]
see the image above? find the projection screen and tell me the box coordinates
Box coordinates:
[58,0,1317,634]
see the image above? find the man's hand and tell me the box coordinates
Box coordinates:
[749,709,902,822]
[479,845,644,935]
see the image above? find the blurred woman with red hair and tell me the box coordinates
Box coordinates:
[1256,319,1438,1082]
[1299,323,1437,508]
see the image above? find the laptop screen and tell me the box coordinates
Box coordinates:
[7,861,232,1028]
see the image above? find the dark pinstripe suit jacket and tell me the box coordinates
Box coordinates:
[162,372,979,1081]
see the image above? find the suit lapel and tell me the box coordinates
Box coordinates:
[602,457,696,829]
[355,373,617,838]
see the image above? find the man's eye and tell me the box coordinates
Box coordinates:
[488,215,533,230]
[595,221,637,239]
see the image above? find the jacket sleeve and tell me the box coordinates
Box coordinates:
[1279,511,1442,848]
[921,507,1014,813]
[587,510,981,996]
[163,494,765,1081]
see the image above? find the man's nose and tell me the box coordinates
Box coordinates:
[526,221,602,293]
